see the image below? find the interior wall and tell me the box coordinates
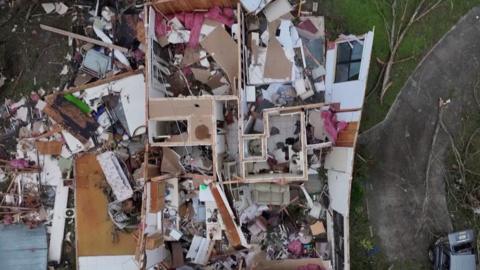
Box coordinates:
[327,170,351,216]
[149,98,213,118]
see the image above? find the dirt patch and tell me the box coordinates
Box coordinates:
[0,1,73,100]
[359,6,480,266]
[0,2,99,269]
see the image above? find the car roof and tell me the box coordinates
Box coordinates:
[448,230,474,246]
[450,254,476,270]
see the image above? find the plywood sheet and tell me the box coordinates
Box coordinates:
[200,26,238,84]
[256,258,331,270]
[191,68,211,84]
[145,232,163,250]
[149,98,213,118]
[161,148,185,175]
[149,181,165,213]
[75,153,136,256]
[171,242,185,268]
[336,122,358,147]
[35,141,63,155]
[264,38,292,80]
[310,221,325,235]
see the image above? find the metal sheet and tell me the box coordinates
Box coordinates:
[0,224,48,270]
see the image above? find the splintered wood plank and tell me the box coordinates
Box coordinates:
[40,24,129,52]
[149,181,165,213]
[171,241,185,268]
[210,184,242,248]
[200,26,238,84]
[75,153,136,256]
[336,122,359,147]
[35,141,63,155]
[145,232,163,250]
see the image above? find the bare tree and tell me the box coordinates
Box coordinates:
[374,0,443,103]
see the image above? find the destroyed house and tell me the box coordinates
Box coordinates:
[143,0,374,269]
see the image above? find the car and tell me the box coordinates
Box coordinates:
[431,230,477,270]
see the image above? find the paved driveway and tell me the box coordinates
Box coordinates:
[359,6,480,265]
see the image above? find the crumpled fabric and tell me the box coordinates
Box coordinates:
[287,239,303,256]
[297,264,324,270]
[321,109,348,144]
[9,159,30,169]
[155,6,235,48]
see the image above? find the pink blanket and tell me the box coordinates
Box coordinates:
[9,159,30,169]
[321,110,348,144]
[155,6,234,48]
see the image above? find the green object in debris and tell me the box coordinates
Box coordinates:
[200,184,208,190]
[64,93,92,114]
[58,157,73,174]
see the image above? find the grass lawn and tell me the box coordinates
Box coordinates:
[322,0,480,130]
[349,159,390,269]
[319,0,480,268]
[444,109,480,257]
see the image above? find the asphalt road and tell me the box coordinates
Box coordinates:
[359,6,480,266]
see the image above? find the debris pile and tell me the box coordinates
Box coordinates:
[40,2,145,82]
[139,0,348,269]
[151,6,240,97]
[0,1,147,269]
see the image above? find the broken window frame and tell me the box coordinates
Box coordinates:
[334,40,364,83]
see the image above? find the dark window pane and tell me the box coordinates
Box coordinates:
[349,61,361,80]
[351,41,364,60]
[335,63,349,83]
[336,43,351,63]
[335,40,364,83]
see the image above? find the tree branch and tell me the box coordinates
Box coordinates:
[421,99,445,212]
[390,0,398,49]
[367,63,387,98]
[377,0,444,103]
[464,127,480,158]
[397,0,410,41]
[465,168,480,177]
[439,100,466,184]
[393,55,415,64]
[415,0,443,22]
[416,97,446,236]
[411,0,427,22]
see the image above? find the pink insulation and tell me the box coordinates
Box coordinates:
[155,6,235,48]
[321,110,348,144]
